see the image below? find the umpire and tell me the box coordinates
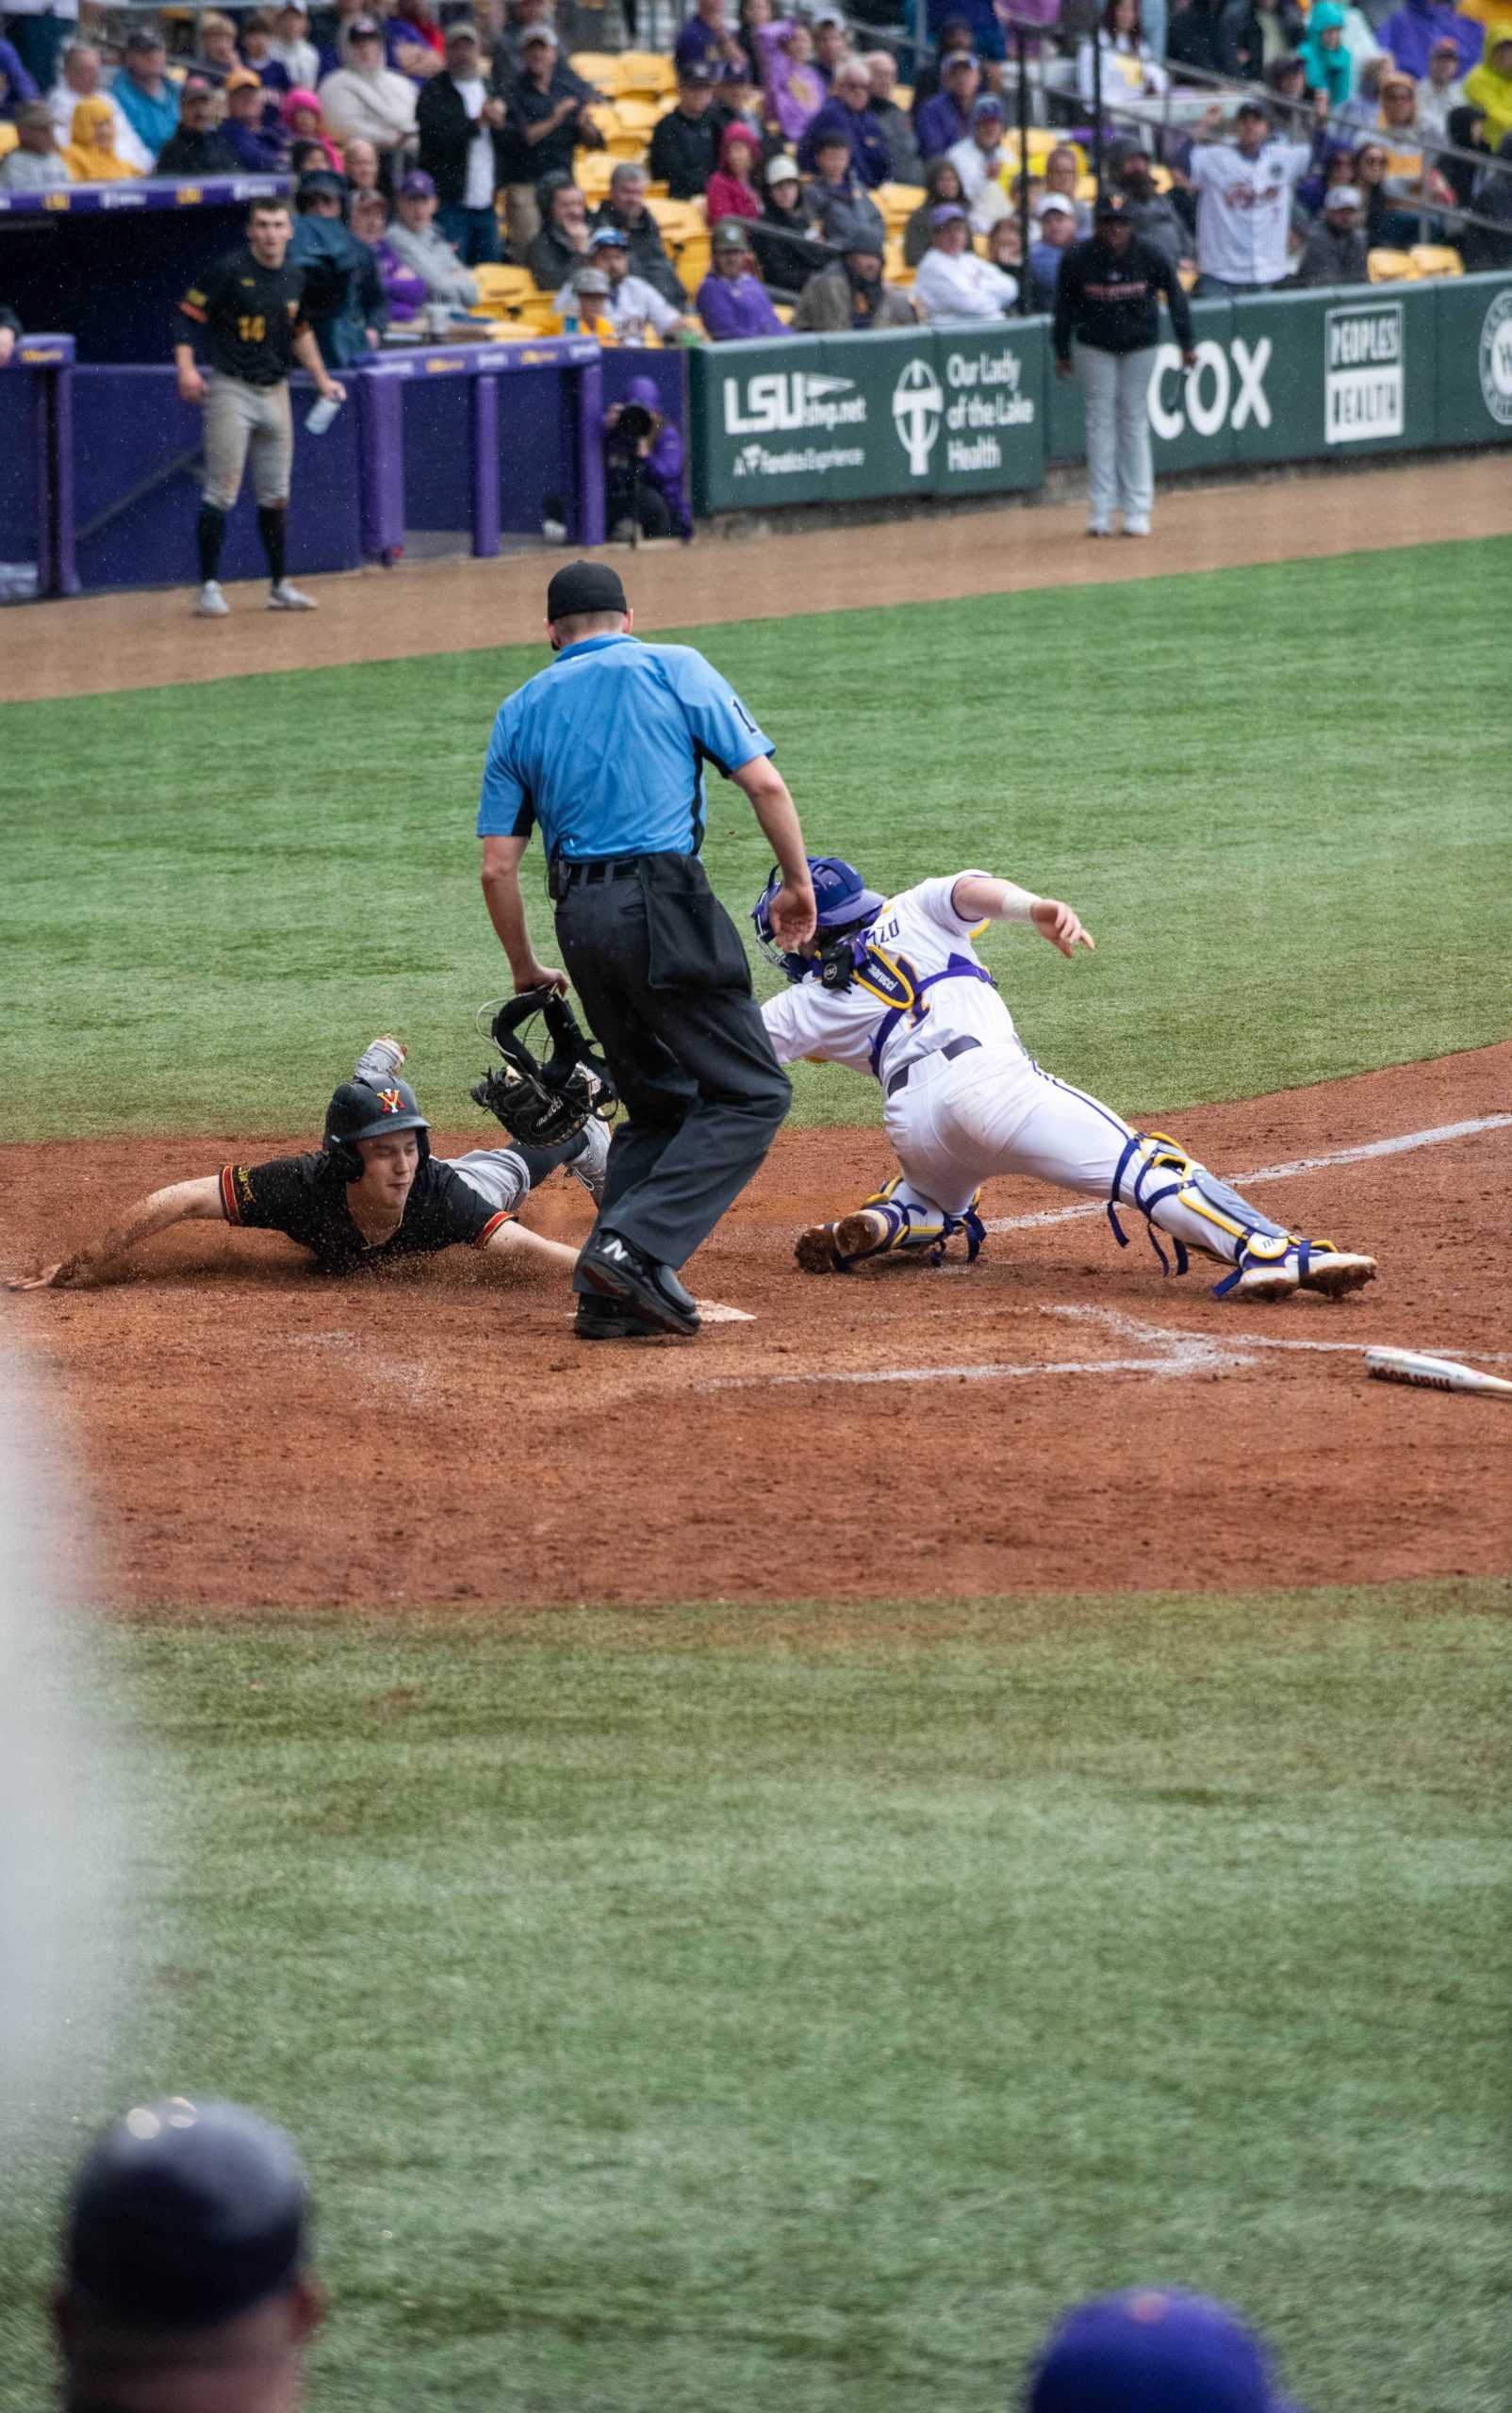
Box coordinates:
[478,561,816,1342]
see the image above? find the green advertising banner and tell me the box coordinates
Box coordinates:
[1432,271,1512,446]
[689,318,1046,514]
[1229,281,1437,463]
[692,276,1512,515]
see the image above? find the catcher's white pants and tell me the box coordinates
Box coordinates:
[881,1041,1286,1272]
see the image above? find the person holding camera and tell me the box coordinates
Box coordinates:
[602,375,693,543]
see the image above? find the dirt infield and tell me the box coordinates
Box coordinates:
[9,454,1511,703]
[3,1042,1507,1614]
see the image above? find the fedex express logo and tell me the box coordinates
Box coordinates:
[722,370,866,435]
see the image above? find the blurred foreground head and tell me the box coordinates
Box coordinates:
[1028,2288,1304,2413]
[57,2099,321,2413]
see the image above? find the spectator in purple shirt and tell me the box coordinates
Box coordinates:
[352,182,428,318]
[697,217,787,336]
[674,0,751,80]
[222,68,288,169]
[916,50,979,160]
[797,55,893,184]
[755,17,827,147]
[1375,0,1482,79]
[0,36,40,119]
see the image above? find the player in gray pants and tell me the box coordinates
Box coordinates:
[175,196,345,618]
[1053,192,1195,537]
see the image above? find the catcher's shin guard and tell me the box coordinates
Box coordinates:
[1108,1131,1298,1297]
[795,1177,986,1275]
[1106,1135,1375,1299]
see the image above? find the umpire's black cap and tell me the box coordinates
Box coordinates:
[64,2099,310,2329]
[547,561,628,620]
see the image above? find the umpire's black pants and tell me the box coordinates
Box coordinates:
[551,851,791,1282]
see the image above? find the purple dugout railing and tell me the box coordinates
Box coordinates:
[4,333,672,599]
[0,334,78,599]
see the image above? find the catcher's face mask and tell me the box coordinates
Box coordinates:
[471,988,617,1147]
[752,857,886,983]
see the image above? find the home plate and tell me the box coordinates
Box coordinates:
[696,1302,755,1323]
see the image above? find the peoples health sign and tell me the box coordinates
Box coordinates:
[697,323,1046,511]
[1324,301,1405,445]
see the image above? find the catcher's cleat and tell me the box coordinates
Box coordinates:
[794,1190,986,1274]
[1224,1239,1378,1303]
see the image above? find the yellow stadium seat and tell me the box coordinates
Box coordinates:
[1409,242,1462,277]
[1368,247,1420,281]
[567,51,618,87]
[612,96,662,134]
[576,152,617,198]
[0,123,17,158]
[473,264,535,302]
[615,50,676,98]
[894,81,913,107]
[878,180,925,226]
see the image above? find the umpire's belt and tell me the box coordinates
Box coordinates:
[885,1034,980,1099]
[549,854,646,900]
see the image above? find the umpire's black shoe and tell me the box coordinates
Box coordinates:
[575,1294,676,1342]
[575,1233,700,1337]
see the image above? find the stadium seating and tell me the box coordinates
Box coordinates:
[1409,243,1462,277]
[1368,248,1420,281]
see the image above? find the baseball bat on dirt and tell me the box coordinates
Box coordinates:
[1365,1347,1512,1401]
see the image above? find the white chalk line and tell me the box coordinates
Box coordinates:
[981,1111,1512,1237]
[688,1305,1512,1396]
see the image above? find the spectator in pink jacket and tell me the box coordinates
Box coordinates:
[706,120,763,219]
[280,86,342,169]
[756,18,826,147]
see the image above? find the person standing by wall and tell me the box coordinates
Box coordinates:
[176,195,345,619]
[477,561,815,1341]
[1054,192,1194,539]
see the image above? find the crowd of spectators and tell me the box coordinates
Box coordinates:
[3,0,1510,351]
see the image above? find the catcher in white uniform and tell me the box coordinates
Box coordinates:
[754,856,1377,1303]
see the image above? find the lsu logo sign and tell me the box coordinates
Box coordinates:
[1325,301,1404,444]
[721,370,866,435]
[1146,337,1272,442]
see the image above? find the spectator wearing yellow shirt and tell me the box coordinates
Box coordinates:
[62,93,141,179]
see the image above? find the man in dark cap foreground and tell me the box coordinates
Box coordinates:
[55,2098,321,2413]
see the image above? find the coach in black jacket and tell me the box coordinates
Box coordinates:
[1054,195,1195,540]
[416,22,507,265]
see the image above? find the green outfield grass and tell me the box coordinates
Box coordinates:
[0,1584,1507,2413]
[4,538,1510,1141]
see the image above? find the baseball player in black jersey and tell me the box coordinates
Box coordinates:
[175,196,345,621]
[6,1038,608,1290]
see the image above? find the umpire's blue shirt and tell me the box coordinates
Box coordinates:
[477,633,774,861]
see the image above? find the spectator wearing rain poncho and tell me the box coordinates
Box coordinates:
[1299,4,1354,108]
[1465,25,1512,146]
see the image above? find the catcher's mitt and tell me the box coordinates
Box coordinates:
[470,989,616,1149]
